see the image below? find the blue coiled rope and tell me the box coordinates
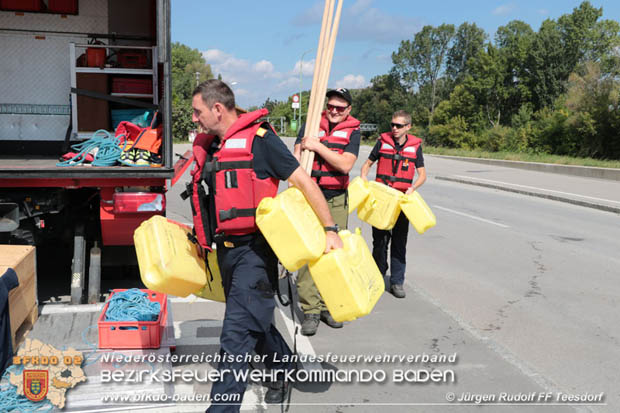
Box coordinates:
[0,366,53,412]
[104,288,161,322]
[56,130,148,167]
[56,130,125,167]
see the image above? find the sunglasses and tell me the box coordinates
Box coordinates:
[391,122,409,129]
[326,103,350,113]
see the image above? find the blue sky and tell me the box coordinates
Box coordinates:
[172,0,620,108]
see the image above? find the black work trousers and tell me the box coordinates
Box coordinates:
[207,235,292,413]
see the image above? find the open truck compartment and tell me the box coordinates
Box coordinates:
[0,0,175,303]
[0,0,173,176]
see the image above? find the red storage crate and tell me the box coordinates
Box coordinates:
[112,77,153,95]
[98,289,168,349]
[118,50,149,69]
[0,0,44,12]
[48,0,77,14]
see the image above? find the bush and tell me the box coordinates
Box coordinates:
[428,116,477,148]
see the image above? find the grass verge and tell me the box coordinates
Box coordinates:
[423,146,620,169]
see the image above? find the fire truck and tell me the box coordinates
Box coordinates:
[0,0,186,303]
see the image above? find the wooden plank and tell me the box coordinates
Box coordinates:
[0,245,38,347]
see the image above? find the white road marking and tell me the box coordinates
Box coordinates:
[173,320,221,346]
[170,295,202,303]
[170,321,263,411]
[433,205,510,228]
[454,174,620,205]
[41,303,104,314]
[276,300,323,372]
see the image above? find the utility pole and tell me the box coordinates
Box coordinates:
[299,49,312,127]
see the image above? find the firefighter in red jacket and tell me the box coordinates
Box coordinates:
[190,80,343,411]
[360,110,426,299]
[293,88,361,336]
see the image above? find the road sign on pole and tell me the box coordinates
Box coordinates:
[292,94,300,109]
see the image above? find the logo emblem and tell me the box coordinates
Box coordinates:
[23,370,49,402]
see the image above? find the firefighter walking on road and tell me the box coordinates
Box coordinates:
[189,80,343,412]
[360,110,426,299]
[293,87,361,336]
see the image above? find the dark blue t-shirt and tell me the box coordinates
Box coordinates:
[252,128,299,181]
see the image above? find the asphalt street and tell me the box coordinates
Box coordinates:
[23,140,618,412]
[151,140,619,412]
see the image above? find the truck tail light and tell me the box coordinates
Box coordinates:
[113,192,165,214]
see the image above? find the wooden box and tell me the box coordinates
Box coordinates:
[0,245,38,347]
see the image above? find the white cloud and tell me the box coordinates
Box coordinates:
[202,49,281,83]
[202,49,249,77]
[277,77,301,89]
[492,4,516,16]
[291,1,324,25]
[538,9,549,15]
[334,74,368,89]
[200,49,369,108]
[253,60,281,79]
[201,48,314,107]
[349,0,373,15]
[292,59,315,77]
[292,0,422,44]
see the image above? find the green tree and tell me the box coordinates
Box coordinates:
[565,61,620,158]
[171,42,213,140]
[495,20,535,120]
[525,1,619,110]
[171,42,213,103]
[392,24,455,128]
[351,73,408,135]
[557,1,603,72]
[446,22,487,83]
[526,19,566,110]
[465,45,507,128]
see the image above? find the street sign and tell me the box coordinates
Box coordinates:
[292,94,299,103]
[292,102,300,109]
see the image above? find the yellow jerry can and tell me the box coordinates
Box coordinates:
[134,215,207,298]
[193,249,225,302]
[347,176,370,214]
[308,228,384,322]
[357,181,403,230]
[400,191,436,234]
[256,187,326,272]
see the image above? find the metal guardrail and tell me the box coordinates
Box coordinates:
[260,116,286,135]
[0,103,70,115]
[360,123,377,132]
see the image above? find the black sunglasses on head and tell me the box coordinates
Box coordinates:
[391,122,409,129]
[326,103,349,113]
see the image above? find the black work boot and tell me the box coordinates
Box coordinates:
[320,310,343,328]
[265,380,291,404]
[390,284,406,298]
[301,313,320,336]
